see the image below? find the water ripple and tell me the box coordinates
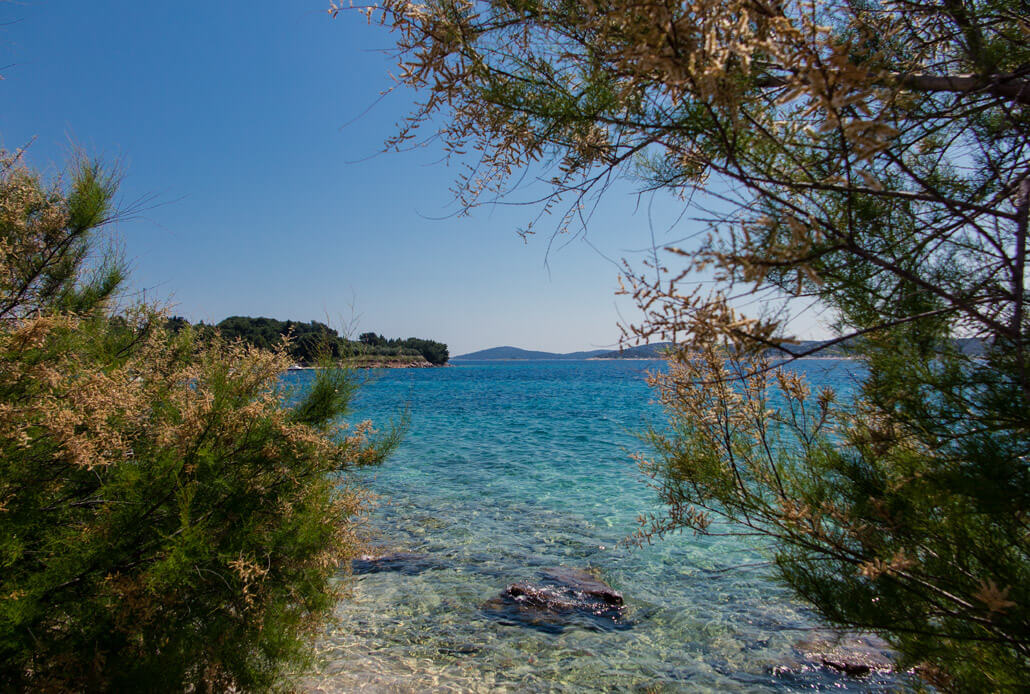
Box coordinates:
[294,360,916,692]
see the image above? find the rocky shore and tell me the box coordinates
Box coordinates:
[288,356,444,370]
[349,549,906,683]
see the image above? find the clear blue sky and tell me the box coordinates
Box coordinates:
[2,1,826,355]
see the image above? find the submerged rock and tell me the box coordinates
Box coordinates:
[437,643,480,657]
[539,567,624,605]
[793,631,895,676]
[482,566,629,632]
[350,551,445,576]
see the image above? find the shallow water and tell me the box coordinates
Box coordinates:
[295,359,913,692]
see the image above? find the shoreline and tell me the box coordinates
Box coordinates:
[449,355,857,363]
[587,355,857,361]
[287,361,446,371]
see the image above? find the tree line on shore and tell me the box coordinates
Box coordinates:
[166,315,449,366]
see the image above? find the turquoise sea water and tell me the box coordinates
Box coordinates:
[298,359,913,692]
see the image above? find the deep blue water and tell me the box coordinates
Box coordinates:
[296,359,912,692]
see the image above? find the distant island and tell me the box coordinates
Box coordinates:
[455,338,986,361]
[452,344,668,360]
[452,346,614,361]
[167,316,449,367]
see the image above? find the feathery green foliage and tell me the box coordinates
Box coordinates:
[0,153,398,691]
[355,0,1030,688]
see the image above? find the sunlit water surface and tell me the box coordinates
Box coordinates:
[291,359,915,692]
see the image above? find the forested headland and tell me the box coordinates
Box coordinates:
[167,316,449,367]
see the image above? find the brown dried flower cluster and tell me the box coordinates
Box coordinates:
[344,0,1027,361]
[347,1,1029,688]
[0,152,397,690]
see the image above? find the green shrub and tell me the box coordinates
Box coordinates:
[0,154,397,690]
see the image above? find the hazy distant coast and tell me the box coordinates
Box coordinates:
[451,342,844,361]
[454,338,986,362]
[452,346,615,361]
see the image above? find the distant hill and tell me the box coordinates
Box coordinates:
[459,338,987,362]
[769,338,985,357]
[594,343,675,359]
[595,340,852,358]
[453,346,613,360]
[776,340,850,357]
[597,338,987,359]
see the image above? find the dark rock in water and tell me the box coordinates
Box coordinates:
[541,567,624,606]
[482,566,629,633]
[793,631,895,677]
[351,552,444,576]
[437,643,480,656]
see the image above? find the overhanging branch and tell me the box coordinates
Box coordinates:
[756,71,1030,106]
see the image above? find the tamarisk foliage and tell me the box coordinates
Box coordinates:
[347,0,1030,687]
[0,153,398,691]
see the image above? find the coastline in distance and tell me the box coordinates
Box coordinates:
[454,338,986,361]
[452,345,670,360]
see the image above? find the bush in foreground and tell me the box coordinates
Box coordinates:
[0,153,396,690]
